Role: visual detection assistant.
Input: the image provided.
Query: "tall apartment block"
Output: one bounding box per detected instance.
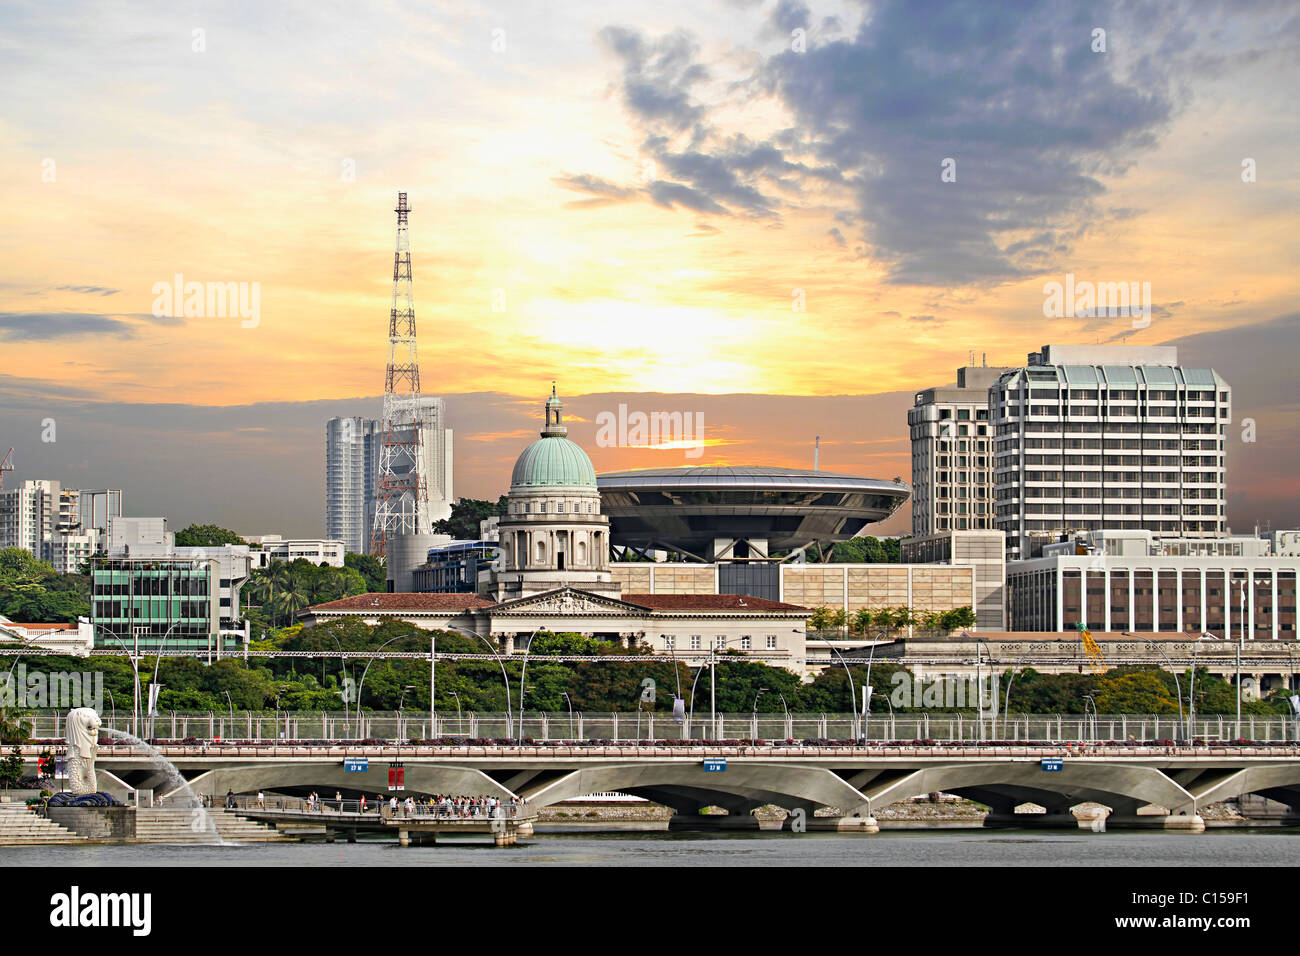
[992,344,1230,560]
[908,364,1011,536]
[326,417,382,554]
[0,481,123,571]
[0,479,61,555]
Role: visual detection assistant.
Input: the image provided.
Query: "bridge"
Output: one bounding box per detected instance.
[227,798,531,846]
[26,741,1300,834]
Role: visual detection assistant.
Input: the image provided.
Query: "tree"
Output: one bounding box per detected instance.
[432,496,508,540]
[0,747,22,790]
[808,606,836,632]
[0,707,32,744]
[345,553,386,592]
[173,524,246,547]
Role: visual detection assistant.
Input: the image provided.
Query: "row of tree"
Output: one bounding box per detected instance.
[807,605,978,636]
[1,619,1291,735]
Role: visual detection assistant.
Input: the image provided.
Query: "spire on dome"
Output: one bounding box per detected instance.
[542,382,567,437]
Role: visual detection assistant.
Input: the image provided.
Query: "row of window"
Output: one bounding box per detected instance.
[513,500,598,515]
[662,635,780,651]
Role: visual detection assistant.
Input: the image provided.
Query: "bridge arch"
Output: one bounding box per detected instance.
[176,763,515,804]
[516,761,871,819]
[861,761,1199,818]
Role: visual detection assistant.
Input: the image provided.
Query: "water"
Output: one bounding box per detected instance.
[4,828,1298,867]
[102,728,222,844]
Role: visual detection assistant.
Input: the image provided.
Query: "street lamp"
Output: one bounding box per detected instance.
[752,688,767,739]
[354,630,429,739]
[560,691,574,739]
[1121,632,1186,744]
[146,622,185,741]
[449,689,463,735]
[445,625,514,733]
[813,635,859,743]
[398,684,416,740]
[1082,694,1097,743]
[96,625,142,739]
[515,629,545,740]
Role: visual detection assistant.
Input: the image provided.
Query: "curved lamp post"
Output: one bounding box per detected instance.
[146,622,185,741]
[354,630,429,739]
[96,625,142,738]
[514,629,546,740]
[1122,632,1186,744]
[814,635,859,743]
[445,625,514,733]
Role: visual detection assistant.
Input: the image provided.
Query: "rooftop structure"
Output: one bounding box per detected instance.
[597,466,910,561]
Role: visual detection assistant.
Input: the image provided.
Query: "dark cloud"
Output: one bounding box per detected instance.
[768,0,811,35]
[761,0,1176,285]
[597,26,709,134]
[56,285,119,296]
[648,180,729,214]
[0,312,137,341]
[553,173,638,198]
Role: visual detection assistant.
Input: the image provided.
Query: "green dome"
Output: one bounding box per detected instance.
[511,436,598,489]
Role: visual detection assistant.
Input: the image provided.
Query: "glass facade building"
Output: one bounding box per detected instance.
[90,557,229,653]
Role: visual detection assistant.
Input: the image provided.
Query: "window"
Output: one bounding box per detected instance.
[766,635,777,650]
[740,636,751,650]
[664,635,675,651]
[716,636,727,650]
[690,635,701,650]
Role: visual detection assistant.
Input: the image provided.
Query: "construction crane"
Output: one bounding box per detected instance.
[0,447,12,491]
[1077,622,1105,674]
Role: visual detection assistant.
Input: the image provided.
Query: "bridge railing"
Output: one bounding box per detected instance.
[20,709,1300,745]
[224,794,522,819]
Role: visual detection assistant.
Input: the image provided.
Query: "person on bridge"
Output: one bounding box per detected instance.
[225,789,235,810]
[335,790,342,811]
[359,795,366,813]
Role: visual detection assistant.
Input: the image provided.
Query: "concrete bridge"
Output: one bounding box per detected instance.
[28,742,1300,833]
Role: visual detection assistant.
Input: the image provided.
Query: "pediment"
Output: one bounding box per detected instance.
[492,587,641,616]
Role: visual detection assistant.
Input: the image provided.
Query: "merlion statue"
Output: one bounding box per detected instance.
[66,707,102,795]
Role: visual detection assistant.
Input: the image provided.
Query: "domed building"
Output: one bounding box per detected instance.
[492,384,619,601]
[303,384,811,673]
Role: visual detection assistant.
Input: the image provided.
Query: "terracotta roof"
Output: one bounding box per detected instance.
[621,593,810,613]
[307,593,495,612]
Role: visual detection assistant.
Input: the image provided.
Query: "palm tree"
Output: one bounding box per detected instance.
[0,706,32,745]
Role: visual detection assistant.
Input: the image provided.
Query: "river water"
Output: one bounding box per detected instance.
[4,827,1299,867]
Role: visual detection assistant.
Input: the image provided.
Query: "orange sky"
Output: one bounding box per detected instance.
[1,1,1297,535]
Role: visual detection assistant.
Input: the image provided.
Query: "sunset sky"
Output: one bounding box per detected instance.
[1,0,1297,536]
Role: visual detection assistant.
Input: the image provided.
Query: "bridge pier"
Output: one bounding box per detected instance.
[804,815,879,833]
[1105,811,1205,832]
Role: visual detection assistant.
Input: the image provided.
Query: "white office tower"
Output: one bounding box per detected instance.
[908,364,1011,536]
[326,417,382,554]
[992,344,1230,560]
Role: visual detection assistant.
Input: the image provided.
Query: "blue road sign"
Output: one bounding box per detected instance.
[344,757,369,773]
[1040,758,1064,772]
[703,758,727,773]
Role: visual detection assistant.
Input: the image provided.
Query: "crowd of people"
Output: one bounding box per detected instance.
[290,791,523,818]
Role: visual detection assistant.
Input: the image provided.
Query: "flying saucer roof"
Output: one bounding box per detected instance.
[597,466,910,554]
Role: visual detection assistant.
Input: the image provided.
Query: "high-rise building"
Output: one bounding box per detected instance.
[326,416,382,554]
[908,364,1011,536]
[0,479,61,556]
[992,344,1230,560]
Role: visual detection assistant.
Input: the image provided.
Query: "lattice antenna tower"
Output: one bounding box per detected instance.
[371,191,430,557]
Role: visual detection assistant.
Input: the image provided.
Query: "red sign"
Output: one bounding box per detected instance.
[387,767,405,791]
